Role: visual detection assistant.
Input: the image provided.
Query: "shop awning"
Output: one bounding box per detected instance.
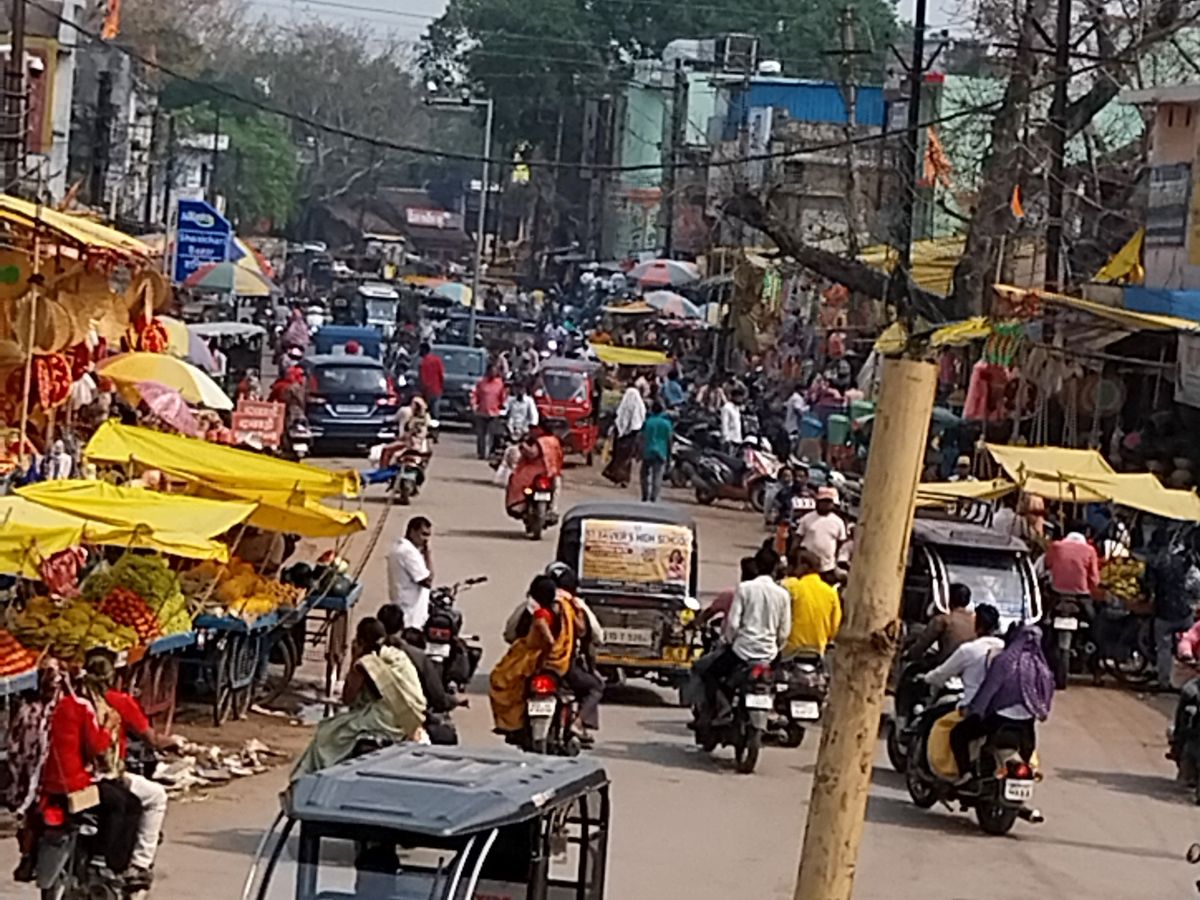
[17,480,257,542]
[603,302,655,315]
[0,195,152,257]
[916,479,1016,508]
[995,284,1200,333]
[874,317,993,354]
[84,421,360,498]
[588,344,671,366]
[186,484,367,539]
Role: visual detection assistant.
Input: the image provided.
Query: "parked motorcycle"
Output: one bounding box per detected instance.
[1170,676,1200,804]
[521,670,581,756]
[692,660,775,774]
[691,441,779,512]
[768,652,828,748]
[904,688,1044,835]
[413,576,486,694]
[34,801,148,900]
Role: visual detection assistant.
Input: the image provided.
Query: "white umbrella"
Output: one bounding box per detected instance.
[628,259,701,288]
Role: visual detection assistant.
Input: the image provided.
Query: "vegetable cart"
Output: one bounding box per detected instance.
[303,581,363,705]
[121,632,196,733]
[181,611,280,726]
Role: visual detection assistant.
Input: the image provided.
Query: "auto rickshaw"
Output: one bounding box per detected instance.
[187,321,266,395]
[243,745,610,900]
[556,502,702,689]
[535,358,602,465]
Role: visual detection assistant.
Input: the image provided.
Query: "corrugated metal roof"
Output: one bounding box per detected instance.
[725,80,885,138]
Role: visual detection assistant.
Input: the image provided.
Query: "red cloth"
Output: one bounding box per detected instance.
[104,690,149,759]
[505,436,563,508]
[1178,620,1200,660]
[1045,538,1100,596]
[418,354,445,398]
[472,375,507,417]
[42,694,110,796]
[963,362,1009,422]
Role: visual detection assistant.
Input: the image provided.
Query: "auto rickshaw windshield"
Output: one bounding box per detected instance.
[938,546,1039,624]
[542,370,588,402]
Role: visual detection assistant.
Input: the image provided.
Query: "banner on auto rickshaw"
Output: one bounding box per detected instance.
[579,519,693,595]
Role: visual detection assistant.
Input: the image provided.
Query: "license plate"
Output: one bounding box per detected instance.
[791,700,821,720]
[1053,617,1079,631]
[426,643,449,661]
[606,627,654,647]
[400,469,419,481]
[527,698,556,717]
[292,443,309,454]
[744,693,773,710]
[533,492,552,501]
[336,404,369,415]
[1003,779,1035,802]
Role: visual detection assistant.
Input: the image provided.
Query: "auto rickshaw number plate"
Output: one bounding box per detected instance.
[606,627,654,647]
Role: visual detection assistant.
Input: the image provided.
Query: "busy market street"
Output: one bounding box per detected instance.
[0,433,1189,900]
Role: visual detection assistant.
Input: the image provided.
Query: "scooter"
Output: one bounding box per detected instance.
[284,418,313,461]
[692,659,775,774]
[691,440,780,512]
[767,652,828,748]
[412,576,486,694]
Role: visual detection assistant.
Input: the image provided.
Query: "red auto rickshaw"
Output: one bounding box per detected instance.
[534,357,602,464]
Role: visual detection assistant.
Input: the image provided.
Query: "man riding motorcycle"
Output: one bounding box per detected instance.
[505,433,564,519]
[377,605,464,745]
[696,547,790,721]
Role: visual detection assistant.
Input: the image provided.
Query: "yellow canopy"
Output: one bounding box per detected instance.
[98,352,233,411]
[0,495,231,577]
[874,317,993,354]
[589,344,671,367]
[916,479,1016,508]
[17,480,256,541]
[191,485,367,538]
[995,284,1200,333]
[603,302,655,315]
[84,421,360,499]
[0,195,152,257]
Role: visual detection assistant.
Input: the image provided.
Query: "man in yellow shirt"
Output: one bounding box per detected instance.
[781,550,842,655]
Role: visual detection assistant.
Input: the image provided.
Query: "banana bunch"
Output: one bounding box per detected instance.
[1101,558,1145,603]
[12,597,138,662]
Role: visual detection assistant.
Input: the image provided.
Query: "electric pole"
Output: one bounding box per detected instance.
[1044,0,1072,291]
[90,71,113,208]
[894,0,926,287]
[662,57,687,257]
[3,0,26,192]
[161,112,175,227]
[839,5,861,255]
[143,107,159,231]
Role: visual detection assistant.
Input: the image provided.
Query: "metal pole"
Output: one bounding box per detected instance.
[467,98,492,349]
[209,102,220,207]
[4,0,25,191]
[1044,0,1072,291]
[894,0,926,282]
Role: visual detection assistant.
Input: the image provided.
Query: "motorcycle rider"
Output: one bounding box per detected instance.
[794,487,848,582]
[545,564,605,745]
[922,603,1004,782]
[505,432,564,518]
[506,378,540,442]
[376,605,463,745]
[906,583,976,664]
[781,549,842,657]
[698,547,790,721]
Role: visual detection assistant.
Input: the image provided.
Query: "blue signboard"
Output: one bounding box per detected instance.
[172,198,232,284]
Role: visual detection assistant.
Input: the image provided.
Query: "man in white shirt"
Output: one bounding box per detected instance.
[387,516,434,630]
[794,487,849,576]
[720,393,743,452]
[506,380,540,440]
[783,387,809,436]
[700,547,790,715]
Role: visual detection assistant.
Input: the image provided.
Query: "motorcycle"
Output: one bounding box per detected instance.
[692,659,775,774]
[34,801,147,900]
[904,689,1044,835]
[507,473,556,540]
[885,659,964,774]
[284,418,313,461]
[1046,592,1096,689]
[1170,670,1200,804]
[521,670,581,756]
[412,576,486,694]
[691,440,780,512]
[768,652,828,748]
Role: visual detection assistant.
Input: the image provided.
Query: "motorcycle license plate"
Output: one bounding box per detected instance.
[336,404,369,415]
[744,693,773,710]
[426,643,450,661]
[606,627,654,647]
[533,492,552,501]
[1003,779,1035,802]
[1053,617,1079,631]
[527,698,556,717]
[791,700,821,720]
[292,443,309,455]
[400,469,419,481]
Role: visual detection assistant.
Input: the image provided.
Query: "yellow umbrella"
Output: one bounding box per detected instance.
[158,316,191,358]
[98,352,233,410]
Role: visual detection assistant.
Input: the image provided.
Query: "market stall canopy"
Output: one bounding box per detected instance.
[643,290,702,320]
[17,480,256,544]
[433,282,473,306]
[84,421,361,498]
[916,479,1016,508]
[0,495,231,578]
[0,195,152,258]
[191,485,367,538]
[874,317,993,354]
[98,352,233,410]
[994,284,1200,333]
[602,302,655,315]
[629,259,700,288]
[588,344,671,367]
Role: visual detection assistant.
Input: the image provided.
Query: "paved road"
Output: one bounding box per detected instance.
[5,432,1198,899]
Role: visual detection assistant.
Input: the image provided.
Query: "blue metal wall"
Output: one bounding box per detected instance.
[724,80,885,139]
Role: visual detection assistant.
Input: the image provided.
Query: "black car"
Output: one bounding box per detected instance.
[303,354,399,451]
[406,344,487,423]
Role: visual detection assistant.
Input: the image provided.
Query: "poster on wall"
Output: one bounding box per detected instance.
[1147,163,1191,247]
[579,519,693,595]
[1177,333,1200,408]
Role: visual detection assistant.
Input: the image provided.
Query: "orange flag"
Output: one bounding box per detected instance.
[1010,184,1025,219]
[101,0,121,40]
[924,127,953,188]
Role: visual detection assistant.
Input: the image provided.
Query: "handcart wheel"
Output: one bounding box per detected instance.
[256,631,299,708]
[232,683,254,720]
[213,643,235,727]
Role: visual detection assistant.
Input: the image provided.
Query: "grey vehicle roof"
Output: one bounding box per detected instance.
[911,517,1029,553]
[561,501,696,529]
[285,745,609,838]
[304,354,385,368]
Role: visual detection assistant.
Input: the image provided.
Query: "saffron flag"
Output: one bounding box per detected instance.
[101,0,121,40]
[1010,184,1025,219]
[923,128,953,188]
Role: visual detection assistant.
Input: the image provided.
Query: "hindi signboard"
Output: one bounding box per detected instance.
[231,399,285,448]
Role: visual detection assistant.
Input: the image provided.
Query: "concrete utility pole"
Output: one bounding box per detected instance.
[662,57,687,257]
[3,0,26,192]
[793,355,936,900]
[1044,0,1072,291]
[889,0,927,320]
[839,5,861,255]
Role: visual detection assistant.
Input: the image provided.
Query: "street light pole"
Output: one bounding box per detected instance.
[468,98,493,349]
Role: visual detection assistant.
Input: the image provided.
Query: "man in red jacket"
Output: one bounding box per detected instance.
[417,343,445,419]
